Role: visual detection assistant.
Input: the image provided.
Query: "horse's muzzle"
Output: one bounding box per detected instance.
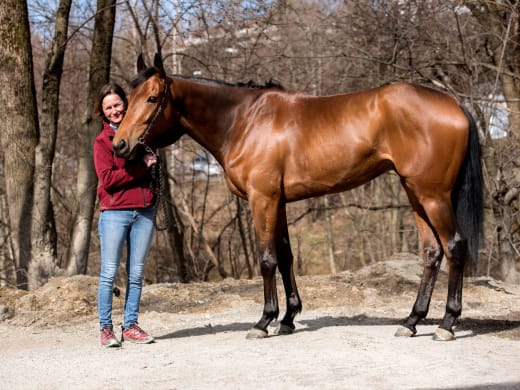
[112,139,131,158]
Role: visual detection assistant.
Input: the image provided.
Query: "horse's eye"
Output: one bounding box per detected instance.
[147,96,158,103]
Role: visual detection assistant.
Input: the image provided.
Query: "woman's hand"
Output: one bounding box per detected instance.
[143,152,157,168]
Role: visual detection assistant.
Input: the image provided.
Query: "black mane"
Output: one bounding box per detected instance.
[235,79,284,90]
[129,67,157,89]
[129,67,283,91]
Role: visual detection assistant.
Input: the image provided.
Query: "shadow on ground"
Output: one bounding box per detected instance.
[156,314,520,340]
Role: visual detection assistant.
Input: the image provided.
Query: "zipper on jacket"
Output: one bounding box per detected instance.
[141,188,147,207]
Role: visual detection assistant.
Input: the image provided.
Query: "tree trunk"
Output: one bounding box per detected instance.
[158,149,188,282]
[0,189,16,287]
[28,0,72,290]
[0,0,38,289]
[467,1,520,282]
[65,0,116,275]
[324,195,337,274]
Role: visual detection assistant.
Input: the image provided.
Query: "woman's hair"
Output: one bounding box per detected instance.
[93,82,128,122]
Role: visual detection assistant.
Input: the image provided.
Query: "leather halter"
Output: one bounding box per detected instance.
[135,79,172,231]
[137,80,170,154]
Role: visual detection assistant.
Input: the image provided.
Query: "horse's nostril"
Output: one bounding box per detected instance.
[113,139,127,154]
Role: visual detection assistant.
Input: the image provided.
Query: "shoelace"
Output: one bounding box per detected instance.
[102,327,116,336]
[128,325,146,335]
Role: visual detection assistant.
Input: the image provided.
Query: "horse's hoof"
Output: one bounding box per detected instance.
[433,327,455,341]
[274,323,295,336]
[394,325,415,337]
[246,328,268,339]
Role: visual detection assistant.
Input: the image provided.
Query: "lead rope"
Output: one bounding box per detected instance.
[150,152,171,231]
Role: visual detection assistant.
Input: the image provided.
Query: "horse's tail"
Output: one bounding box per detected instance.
[452,106,484,270]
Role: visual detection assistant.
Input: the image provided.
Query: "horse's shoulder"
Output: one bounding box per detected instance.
[253,88,299,105]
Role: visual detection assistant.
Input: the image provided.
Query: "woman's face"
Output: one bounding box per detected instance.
[102,93,125,124]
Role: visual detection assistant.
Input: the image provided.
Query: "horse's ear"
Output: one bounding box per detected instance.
[154,53,166,78]
[137,53,146,72]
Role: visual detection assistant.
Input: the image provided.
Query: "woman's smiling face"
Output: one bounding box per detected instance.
[102,93,125,124]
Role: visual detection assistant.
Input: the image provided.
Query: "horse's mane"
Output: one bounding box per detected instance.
[129,67,157,89]
[129,67,284,91]
[188,77,284,90]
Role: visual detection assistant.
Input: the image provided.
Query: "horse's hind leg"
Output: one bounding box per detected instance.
[405,192,467,340]
[425,197,468,340]
[275,206,302,335]
[396,211,444,337]
[436,242,466,340]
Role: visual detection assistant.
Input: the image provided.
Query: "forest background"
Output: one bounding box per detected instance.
[0,0,519,291]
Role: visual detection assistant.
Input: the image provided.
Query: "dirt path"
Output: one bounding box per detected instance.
[1,260,519,389]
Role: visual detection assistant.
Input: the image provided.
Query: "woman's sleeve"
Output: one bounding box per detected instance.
[93,138,149,192]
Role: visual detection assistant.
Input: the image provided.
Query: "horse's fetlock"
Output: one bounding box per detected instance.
[263,305,279,320]
[416,308,429,319]
[446,301,462,318]
[287,293,302,313]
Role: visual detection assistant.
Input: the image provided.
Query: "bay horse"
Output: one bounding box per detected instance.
[113,54,484,341]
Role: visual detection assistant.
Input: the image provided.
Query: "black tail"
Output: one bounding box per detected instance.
[452,106,484,270]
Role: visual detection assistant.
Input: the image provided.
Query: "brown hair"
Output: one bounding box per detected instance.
[93,82,128,122]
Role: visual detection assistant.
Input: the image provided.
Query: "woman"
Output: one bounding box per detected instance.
[93,82,157,347]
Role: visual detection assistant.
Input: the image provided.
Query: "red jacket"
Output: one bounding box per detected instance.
[93,121,156,210]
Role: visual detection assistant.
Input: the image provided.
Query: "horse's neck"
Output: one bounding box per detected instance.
[174,79,253,161]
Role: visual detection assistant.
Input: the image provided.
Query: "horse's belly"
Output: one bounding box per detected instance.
[283,174,371,202]
[283,159,392,202]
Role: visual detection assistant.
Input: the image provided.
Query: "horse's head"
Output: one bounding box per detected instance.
[113,53,183,159]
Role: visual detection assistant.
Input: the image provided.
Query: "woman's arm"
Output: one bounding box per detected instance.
[93,138,149,192]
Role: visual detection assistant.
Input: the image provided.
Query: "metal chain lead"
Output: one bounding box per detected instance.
[137,80,171,231]
[150,154,171,231]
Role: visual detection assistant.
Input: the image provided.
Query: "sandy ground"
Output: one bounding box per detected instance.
[1,259,519,390]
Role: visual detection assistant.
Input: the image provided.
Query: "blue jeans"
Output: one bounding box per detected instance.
[97,208,155,330]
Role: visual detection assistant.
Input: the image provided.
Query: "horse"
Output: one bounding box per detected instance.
[113,54,484,341]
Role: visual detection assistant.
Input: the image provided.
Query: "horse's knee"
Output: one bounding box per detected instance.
[259,249,277,274]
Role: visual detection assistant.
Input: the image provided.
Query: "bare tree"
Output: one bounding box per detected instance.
[466,0,520,282]
[0,0,39,289]
[66,0,117,274]
[28,0,73,289]
[7,0,517,285]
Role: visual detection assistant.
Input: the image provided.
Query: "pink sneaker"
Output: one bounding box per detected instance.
[122,324,155,344]
[100,325,121,348]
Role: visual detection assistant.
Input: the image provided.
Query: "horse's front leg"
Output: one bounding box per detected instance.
[246,192,282,339]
